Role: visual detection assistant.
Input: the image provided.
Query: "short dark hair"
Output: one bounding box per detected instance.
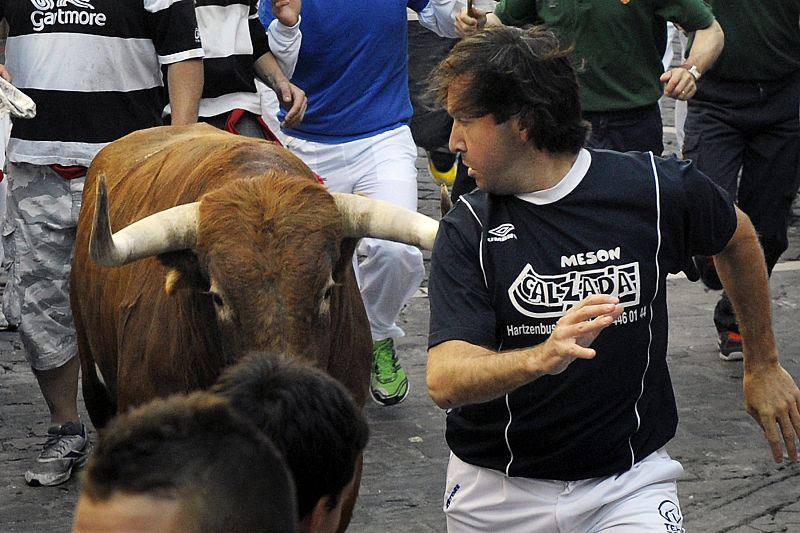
[432,25,589,154]
[79,392,297,533]
[212,352,370,519]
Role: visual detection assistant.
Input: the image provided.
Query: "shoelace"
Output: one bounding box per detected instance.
[374,343,398,378]
[42,431,82,457]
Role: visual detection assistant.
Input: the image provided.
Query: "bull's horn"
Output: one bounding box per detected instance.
[90,175,200,267]
[332,193,439,250]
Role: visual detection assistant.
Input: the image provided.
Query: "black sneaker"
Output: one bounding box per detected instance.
[718,330,744,361]
[692,255,723,291]
[25,422,91,486]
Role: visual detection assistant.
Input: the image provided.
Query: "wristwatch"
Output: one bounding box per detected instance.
[680,64,701,82]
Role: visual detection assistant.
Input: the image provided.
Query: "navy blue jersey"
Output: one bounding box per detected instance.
[428,149,737,480]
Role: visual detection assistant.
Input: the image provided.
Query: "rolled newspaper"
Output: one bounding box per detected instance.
[0,76,36,118]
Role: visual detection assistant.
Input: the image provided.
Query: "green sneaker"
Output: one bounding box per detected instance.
[370,338,409,406]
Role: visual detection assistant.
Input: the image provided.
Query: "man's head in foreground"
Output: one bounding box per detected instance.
[212,352,369,533]
[73,392,297,533]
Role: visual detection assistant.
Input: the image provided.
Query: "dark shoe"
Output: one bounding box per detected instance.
[25,422,91,486]
[692,255,723,291]
[718,330,743,362]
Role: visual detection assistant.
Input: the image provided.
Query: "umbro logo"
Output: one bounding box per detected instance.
[487,223,517,242]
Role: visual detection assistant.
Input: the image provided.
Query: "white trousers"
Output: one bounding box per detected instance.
[444,448,685,533]
[284,126,425,340]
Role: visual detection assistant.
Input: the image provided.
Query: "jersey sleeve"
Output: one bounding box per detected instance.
[656,155,737,272]
[250,0,270,59]
[415,0,465,39]
[655,0,715,31]
[493,0,541,27]
[145,0,204,65]
[428,204,498,350]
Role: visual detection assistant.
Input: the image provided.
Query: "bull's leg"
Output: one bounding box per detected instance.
[74,307,116,429]
[336,452,363,533]
[77,355,116,429]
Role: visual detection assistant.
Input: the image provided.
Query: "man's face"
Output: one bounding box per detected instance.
[446,76,529,195]
[300,470,358,533]
[73,493,191,533]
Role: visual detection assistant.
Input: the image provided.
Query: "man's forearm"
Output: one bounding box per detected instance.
[427,340,548,409]
[713,208,779,370]
[427,296,622,408]
[254,52,287,92]
[166,58,203,125]
[686,20,724,76]
[267,18,301,79]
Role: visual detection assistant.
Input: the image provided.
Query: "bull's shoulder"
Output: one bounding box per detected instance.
[84,124,318,221]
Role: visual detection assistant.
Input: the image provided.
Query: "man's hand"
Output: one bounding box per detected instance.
[537,294,623,376]
[275,80,307,128]
[743,362,800,463]
[660,66,697,101]
[0,65,12,83]
[455,6,487,37]
[272,0,300,27]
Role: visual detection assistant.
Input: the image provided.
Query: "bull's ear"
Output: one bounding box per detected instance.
[159,251,209,294]
[332,237,359,284]
[165,268,189,295]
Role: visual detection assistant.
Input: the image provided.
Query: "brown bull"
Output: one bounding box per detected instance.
[70,123,438,529]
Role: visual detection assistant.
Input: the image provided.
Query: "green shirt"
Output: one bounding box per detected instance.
[700,0,800,82]
[493,0,715,112]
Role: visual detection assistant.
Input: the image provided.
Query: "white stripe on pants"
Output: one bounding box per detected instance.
[284,126,425,340]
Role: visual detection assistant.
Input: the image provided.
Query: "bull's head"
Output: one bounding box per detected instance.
[89,174,439,367]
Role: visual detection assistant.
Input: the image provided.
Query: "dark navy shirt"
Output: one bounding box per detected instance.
[428,149,737,480]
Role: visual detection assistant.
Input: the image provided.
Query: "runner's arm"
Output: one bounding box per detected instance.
[713,206,800,463]
[427,295,622,408]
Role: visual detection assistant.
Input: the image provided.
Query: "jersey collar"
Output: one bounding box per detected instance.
[516,148,591,205]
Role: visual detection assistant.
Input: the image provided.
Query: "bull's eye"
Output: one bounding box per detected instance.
[203,290,224,308]
[323,287,333,301]
[211,293,224,307]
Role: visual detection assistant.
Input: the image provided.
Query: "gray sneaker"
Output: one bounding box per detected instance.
[25,422,91,486]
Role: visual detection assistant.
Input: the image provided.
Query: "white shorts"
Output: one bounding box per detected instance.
[444,448,685,533]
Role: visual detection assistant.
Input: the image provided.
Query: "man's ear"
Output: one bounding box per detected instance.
[513,116,530,142]
[299,496,335,533]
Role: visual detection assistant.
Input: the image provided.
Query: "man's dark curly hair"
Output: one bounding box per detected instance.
[432,25,589,154]
[212,352,369,520]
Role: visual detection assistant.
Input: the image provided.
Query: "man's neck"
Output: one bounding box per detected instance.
[525,150,581,193]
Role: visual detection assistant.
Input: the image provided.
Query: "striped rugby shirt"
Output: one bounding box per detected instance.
[0,0,203,167]
[185,0,300,119]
